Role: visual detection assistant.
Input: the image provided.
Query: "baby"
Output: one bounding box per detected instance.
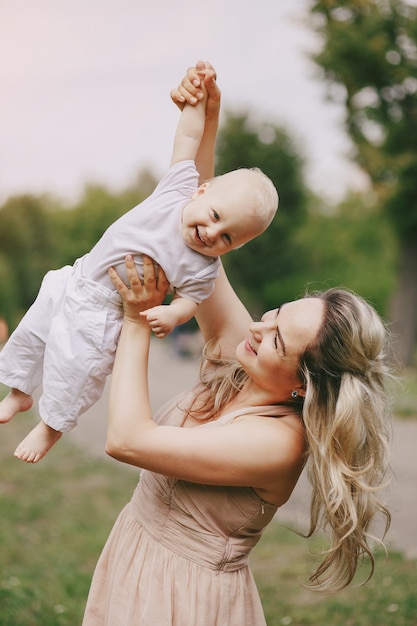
[0,63,278,463]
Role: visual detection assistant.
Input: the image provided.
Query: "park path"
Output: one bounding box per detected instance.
[67,338,417,561]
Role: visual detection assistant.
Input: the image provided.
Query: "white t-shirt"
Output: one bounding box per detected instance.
[81,160,220,304]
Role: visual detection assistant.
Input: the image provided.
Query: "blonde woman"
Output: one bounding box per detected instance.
[82,63,392,625]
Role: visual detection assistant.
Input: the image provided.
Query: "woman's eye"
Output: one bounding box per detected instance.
[274,334,278,349]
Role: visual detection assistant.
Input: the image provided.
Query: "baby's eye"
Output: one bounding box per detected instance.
[212,210,220,221]
[274,334,278,349]
[222,233,232,246]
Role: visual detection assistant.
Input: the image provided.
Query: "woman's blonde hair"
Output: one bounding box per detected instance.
[187,287,392,592]
[300,288,392,591]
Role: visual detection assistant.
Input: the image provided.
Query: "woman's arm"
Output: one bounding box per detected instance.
[106,255,170,455]
[106,256,304,506]
[195,263,253,355]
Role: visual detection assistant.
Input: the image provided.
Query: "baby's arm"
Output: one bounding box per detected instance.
[170,61,220,182]
[140,297,198,338]
[170,73,208,167]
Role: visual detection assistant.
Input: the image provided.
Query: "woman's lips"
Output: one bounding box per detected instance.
[245,339,257,354]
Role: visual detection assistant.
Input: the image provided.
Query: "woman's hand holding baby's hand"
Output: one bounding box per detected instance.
[171,60,219,113]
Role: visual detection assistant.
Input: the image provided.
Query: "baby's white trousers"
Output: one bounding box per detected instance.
[0,261,122,432]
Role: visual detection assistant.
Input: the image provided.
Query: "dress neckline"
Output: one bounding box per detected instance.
[178,391,297,429]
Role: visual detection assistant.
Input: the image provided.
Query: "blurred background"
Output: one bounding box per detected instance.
[1,0,416,367]
[1,1,417,624]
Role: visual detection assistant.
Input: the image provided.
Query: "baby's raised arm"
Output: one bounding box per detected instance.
[171,61,220,182]
[170,69,208,167]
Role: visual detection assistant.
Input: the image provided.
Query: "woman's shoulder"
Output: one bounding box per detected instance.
[233,407,306,458]
[228,408,306,507]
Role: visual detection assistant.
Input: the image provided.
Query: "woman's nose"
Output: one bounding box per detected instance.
[249,321,263,339]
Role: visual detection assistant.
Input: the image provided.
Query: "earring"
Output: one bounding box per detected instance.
[291,390,298,398]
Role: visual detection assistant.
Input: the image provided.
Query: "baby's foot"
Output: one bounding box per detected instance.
[14,421,62,463]
[0,389,33,423]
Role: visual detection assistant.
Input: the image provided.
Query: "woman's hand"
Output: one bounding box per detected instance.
[109,254,169,324]
[170,60,220,115]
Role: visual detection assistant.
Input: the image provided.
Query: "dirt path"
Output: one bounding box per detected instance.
[68,338,417,561]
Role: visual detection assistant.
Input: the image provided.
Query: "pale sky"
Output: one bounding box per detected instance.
[0,0,368,205]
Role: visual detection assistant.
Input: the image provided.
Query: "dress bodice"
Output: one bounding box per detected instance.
[129,393,294,572]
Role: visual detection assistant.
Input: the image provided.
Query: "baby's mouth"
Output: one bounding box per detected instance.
[195,227,205,244]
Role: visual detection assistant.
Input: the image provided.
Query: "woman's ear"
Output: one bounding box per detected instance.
[294,384,307,398]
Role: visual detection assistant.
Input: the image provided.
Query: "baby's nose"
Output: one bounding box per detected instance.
[206,225,220,242]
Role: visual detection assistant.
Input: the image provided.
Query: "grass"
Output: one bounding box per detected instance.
[0,406,139,626]
[251,524,417,626]
[1,385,417,625]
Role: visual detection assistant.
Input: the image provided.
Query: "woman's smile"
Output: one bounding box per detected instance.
[245,338,257,355]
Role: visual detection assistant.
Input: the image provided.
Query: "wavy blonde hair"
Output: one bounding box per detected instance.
[300,288,392,591]
[187,287,392,591]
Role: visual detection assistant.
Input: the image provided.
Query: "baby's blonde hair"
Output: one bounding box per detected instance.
[211,168,278,231]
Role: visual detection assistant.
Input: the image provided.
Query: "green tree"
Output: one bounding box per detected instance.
[297,192,397,313]
[0,170,157,329]
[0,195,60,322]
[0,254,19,329]
[310,0,417,364]
[54,172,155,268]
[216,111,309,315]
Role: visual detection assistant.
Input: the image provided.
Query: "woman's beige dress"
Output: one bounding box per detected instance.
[82,394,292,626]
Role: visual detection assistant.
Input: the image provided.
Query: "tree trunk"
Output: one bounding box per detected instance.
[388,240,417,367]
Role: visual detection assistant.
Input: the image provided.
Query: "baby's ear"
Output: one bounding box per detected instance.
[192,182,210,199]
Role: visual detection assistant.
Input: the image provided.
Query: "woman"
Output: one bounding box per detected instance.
[82,64,392,625]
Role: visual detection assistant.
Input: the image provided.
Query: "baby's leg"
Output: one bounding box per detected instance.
[14,421,62,463]
[0,388,33,423]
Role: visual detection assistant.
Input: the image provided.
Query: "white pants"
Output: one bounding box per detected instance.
[0,261,122,432]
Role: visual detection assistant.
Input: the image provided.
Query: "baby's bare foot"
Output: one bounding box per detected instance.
[14,421,62,463]
[0,389,33,423]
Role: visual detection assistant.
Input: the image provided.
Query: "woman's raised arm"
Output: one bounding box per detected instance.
[195,263,253,356]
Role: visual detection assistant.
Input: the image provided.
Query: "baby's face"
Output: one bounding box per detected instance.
[181,180,264,257]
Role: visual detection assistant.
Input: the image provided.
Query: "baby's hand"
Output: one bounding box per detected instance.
[171,60,218,110]
[140,305,177,338]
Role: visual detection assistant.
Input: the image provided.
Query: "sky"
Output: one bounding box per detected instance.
[0,0,369,205]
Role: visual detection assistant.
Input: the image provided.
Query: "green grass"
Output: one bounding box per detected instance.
[0,407,139,625]
[251,523,417,626]
[1,386,417,625]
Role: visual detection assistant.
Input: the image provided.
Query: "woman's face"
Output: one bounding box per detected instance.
[236,298,324,402]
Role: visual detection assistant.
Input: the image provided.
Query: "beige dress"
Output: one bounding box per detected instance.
[82,394,294,626]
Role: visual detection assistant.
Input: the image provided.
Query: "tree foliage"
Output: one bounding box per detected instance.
[311,0,417,238]
[297,192,397,314]
[310,0,417,364]
[216,111,309,314]
[0,171,156,330]
[0,122,396,344]
[0,195,59,321]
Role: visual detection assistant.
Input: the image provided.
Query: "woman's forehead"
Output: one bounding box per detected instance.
[273,299,324,339]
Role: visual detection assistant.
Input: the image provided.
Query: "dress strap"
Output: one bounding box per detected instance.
[204,403,295,427]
